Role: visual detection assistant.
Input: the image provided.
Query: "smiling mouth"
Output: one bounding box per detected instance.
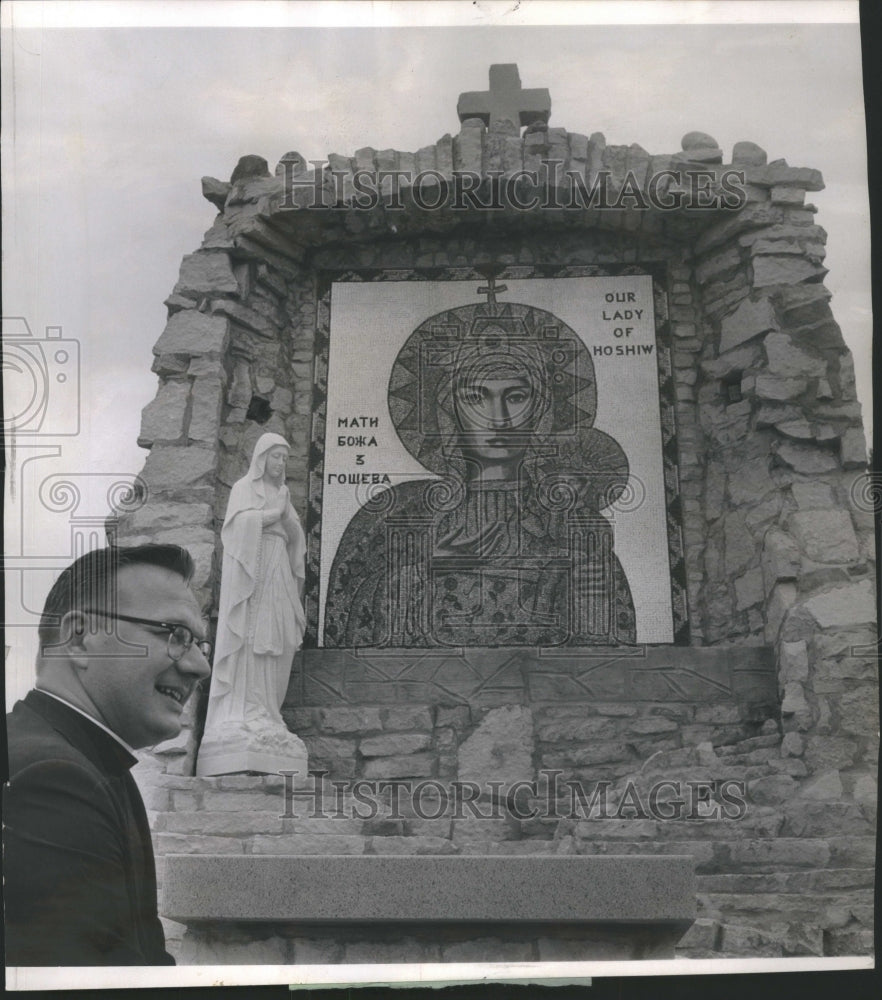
[156,685,187,706]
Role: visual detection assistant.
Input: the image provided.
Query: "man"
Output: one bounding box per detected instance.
[4,544,212,966]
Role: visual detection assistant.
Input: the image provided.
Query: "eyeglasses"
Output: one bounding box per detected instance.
[83,610,213,662]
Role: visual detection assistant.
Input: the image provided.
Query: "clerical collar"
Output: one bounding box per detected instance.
[34,688,138,757]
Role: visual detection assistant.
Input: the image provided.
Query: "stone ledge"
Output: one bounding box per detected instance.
[291,644,777,706]
[163,854,695,927]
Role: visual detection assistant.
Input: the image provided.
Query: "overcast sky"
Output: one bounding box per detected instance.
[3,2,871,702]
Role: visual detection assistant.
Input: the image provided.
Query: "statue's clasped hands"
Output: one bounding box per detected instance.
[263,488,289,525]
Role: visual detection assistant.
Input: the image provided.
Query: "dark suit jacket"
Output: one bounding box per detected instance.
[4,690,175,966]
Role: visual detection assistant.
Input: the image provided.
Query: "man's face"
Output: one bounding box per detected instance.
[77,564,211,749]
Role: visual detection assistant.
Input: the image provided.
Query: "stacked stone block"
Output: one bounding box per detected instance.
[684,153,877,934]
[143,709,874,961]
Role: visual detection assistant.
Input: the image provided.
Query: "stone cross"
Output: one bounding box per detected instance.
[477,275,507,306]
[457,64,551,130]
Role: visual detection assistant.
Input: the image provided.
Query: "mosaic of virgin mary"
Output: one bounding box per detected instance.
[323,297,636,647]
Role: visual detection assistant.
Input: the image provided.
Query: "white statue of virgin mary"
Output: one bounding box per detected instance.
[196,432,308,776]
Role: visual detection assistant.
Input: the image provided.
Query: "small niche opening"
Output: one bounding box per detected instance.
[721,371,743,405]
[246,395,272,424]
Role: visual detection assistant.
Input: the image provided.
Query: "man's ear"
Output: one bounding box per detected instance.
[59,610,91,667]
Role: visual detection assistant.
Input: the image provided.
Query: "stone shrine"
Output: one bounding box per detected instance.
[117,66,877,964]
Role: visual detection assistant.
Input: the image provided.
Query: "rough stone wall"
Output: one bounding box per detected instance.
[680,159,878,960]
[122,116,876,961]
[283,646,777,778]
[286,695,769,785]
[145,717,874,962]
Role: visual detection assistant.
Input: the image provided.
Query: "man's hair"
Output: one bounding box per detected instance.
[38,544,195,651]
